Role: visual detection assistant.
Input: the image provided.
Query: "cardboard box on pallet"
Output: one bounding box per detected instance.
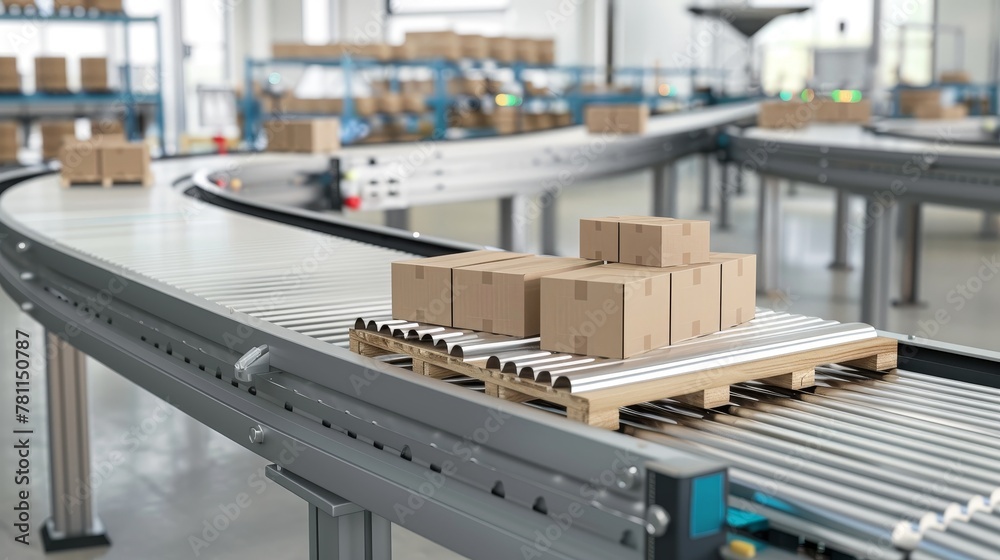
[453,256,600,337]
[391,250,528,326]
[0,57,20,92]
[757,101,811,129]
[41,120,76,159]
[91,117,125,140]
[60,138,102,184]
[489,36,516,63]
[618,217,710,267]
[913,103,968,119]
[80,57,109,92]
[897,89,942,117]
[35,56,68,92]
[585,104,649,134]
[405,31,462,60]
[0,122,18,164]
[460,34,490,59]
[294,118,340,152]
[540,265,671,359]
[580,217,621,261]
[813,100,871,124]
[711,253,756,329]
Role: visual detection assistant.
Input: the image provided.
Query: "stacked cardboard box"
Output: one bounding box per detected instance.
[90,0,123,11]
[585,104,649,134]
[813,100,871,124]
[59,137,151,187]
[54,0,87,10]
[265,118,340,153]
[35,56,68,92]
[491,106,520,134]
[913,104,968,119]
[514,39,538,64]
[0,121,18,164]
[405,31,462,60]
[80,57,109,92]
[402,94,425,113]
[757,101,812,129]
[0,57,20,93]
[4,0,35,9]
[41,120,76,160]
[489,37,516,63]
[535,39,555,65]
[897,89,942,117]
[940,70,971,84]
[460,35,490,59]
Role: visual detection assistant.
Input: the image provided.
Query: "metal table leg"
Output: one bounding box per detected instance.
[499,195,530,252]
[652,162,678,217]
[718,163,732,230]
[894,201,924,307]
[981,211,999,239]
[700,153,712,212]
[41,333,110,552]
[829,190,852,270]
[541,191,558,255]
[757,175,782,294]
[734,163,745,196]
[384,208,410,231]
[268,465,391,560]
[860,196,894,329]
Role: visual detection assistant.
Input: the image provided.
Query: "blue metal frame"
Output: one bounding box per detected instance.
[0,11,165,152]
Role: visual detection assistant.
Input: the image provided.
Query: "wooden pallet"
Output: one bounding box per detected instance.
[60,174,154,188]
[349,328,898,430]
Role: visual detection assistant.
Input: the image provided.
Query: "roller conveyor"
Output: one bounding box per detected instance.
[1,119,1000,559]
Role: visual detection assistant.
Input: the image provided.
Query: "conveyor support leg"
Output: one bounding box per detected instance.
[41,332,110,552]
[982,211,1000,239]
[541,189,558,255]
[652,162,678,217]
[830,190,852,270]
[861,196,894,329]
[700,153,712,212]
[757,175,782,294]
[385,209,410,231]
[718,164,732,230]
[500,195,531,252]
[894,201,924,307]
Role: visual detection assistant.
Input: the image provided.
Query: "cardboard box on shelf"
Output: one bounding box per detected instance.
[514,38,538,64]
[580,217,621,261]
[0,122,18,164]
[353,97,378,117]
[535,39,555,65]
[540,265,671,359]
[100,140,151,185]
[453,256,600,337]
[0,57,20,92]
[391,250,528,326]
[353,43,393,61]
[460,34,490,59]
[402,94,425,113]
[35,56,68,92]
[491,106,520,134]
[489,36,516,63]
[757,101,811,129]
[54,0,87,9]
[91,118,124,139]
[553,112,573,127]
[89,0,123,11]
[461,77,488,96]
[41,120,76,160]
[618,217,710,267]
[5,0,35,7]
[393,43,417,60]
[584,104,649,134]
[897,89,942,117]
[378,93,403,114]
[939,70,971,84]
[913,103,968,119]
[405,31,462,60]
[711,253,757,329]
[80,57,109,92]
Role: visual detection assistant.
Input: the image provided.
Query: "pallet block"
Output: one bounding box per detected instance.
[349,328,898,430]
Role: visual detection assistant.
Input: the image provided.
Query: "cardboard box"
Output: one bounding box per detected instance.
[402,94,425,113]
[453,256,599,337]
[939,70,971,84]
[460,34,490,59]
[35,56,68,92]
[41,120,76,160]
[393,43,418,60]
[711,253,756,329]
[80,57,109,92]
[491,106,520,134]
[294,118,339,152]
[60,138,102,183]
[100,140,148,180]
[554,112,573,127]
[91,118,124,139]
[898,89,942,117]
[462,77,488,96]
[514,38,538,64]
[618,217,710,267]
[489,37,516,63]
[585,104,649,134]
[540,265,671,359]
[813,99,871,124]
[757,101,812,129]
[378,93,403,114]
[913,103,968,119]
[54,0,87,9]
[89,0,123,11]
[353,43,392,61]
[580,217,621,261]
[535,38,555,65]
[0,57,20,92]
[405,31,462,60]
[5,0,35,7]
[391,250,528,326]
[353,97,378,116]
[0,122,18,164]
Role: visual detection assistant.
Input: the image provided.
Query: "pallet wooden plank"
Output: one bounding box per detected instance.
[841,350,897,372]
[673,385,730,408]
[762,368,815,390]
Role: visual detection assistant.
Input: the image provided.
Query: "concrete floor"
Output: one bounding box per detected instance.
[1,157,998,559]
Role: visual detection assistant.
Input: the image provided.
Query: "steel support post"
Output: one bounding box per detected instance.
[981,211,1000,239]
[734,162,745,195]
[384,208,410,231]
[41,332,110,552]
[700,153,712,212]
[757,175,782,294]
[830,190,852,270]
[718,163,732,230]
[652,162,678,217]
[861,196,894,329]
[499,195,530,252]
[268,465,391,560]
[894,202,924,307]
[541,191,558,255]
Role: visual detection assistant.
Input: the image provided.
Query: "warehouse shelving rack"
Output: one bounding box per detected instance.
[243,54,730,147]
[0,10,166,151]
[890,82,1000,117]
